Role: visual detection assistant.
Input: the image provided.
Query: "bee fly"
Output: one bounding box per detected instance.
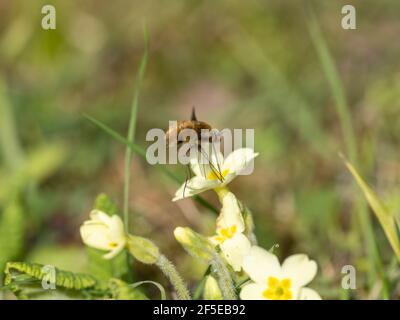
[165,108,225,197]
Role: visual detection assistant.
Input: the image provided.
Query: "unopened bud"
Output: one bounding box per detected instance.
[127,235,160,264]
[174,227,214,262]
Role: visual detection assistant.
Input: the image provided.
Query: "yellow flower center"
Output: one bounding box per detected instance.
[214,225,237,244]
[262,277,292,300]
[207,168,230,181]
[109,242,118,248]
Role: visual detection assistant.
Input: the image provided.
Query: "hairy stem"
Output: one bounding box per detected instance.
[156,255,191,300]
[211,252,237,300]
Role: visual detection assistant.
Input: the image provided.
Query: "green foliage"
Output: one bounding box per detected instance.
[86,248,131,284]
[344,158,400,262]
[94,193,120,216]
[4,262,99,299]
[0,199,25,274]
[108,279,148,300]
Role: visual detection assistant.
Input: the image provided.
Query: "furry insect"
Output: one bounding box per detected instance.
[165,108,212,149]
[165,109,225,196]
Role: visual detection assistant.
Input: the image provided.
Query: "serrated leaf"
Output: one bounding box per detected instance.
[344,158,400,262]
[4,262,101,300]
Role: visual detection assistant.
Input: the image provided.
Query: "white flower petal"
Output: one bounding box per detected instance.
[103,242,125,260]
[242,246,281,283]
[80,223,111,250]
[220,233,251,272]
[240,283,266,300]
[299,287,322,300]
[108,215,126,242]
[282,254,317,287]
[190,155,212,178]
[80,212,126,259]
[90,210,112,224]
[217,192,245,232]
[172,176,219,201]
[222,148,259,176]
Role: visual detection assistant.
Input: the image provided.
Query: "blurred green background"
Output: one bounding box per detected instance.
[1,0,400,299]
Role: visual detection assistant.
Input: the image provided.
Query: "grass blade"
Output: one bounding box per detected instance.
[307,11,386,291]
[307,13,357,163]
[123,28,149,233]
[343,156,400,262]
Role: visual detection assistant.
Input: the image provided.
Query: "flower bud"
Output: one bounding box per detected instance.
[127,235,160,264]
[203,275,223,300]
[174,227,214,262]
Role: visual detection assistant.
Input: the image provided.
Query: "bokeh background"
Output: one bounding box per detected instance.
[1,0,400,299]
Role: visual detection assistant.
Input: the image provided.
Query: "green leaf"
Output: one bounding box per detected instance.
[130,280,167,300]
[94,193,120,216]
[343,157,400,262]
[0,143,67,203]
[0,199,25,275]
[4,262,100,299]
[108,278,149,300]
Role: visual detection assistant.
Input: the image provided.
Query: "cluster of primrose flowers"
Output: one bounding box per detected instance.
[80,147,321,300]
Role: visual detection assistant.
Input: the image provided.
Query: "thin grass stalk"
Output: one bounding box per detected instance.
[123,29,148,233]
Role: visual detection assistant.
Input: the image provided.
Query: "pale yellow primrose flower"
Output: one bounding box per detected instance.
[210,192,251,272]
[173,148,259,201]
[240,246,321,300]
[80,210,127,259]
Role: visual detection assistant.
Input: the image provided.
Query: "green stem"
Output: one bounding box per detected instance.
[193,265,212,300]
[155,255,191,300]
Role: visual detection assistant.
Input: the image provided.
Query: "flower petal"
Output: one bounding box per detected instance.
[189,144,224,179]
[222,148,259,176]
[90,210,112,224]
[217,192,245,232]
[240,283,266,300]
[80,223,111,250]
[299,287,322,300]
[109,215,126,243]
[282,254,318,287]
[190,155,212,178]
[242,246,281,283]
[220,233,251,272]
[172,176,219,201]
[103,242,126,260]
